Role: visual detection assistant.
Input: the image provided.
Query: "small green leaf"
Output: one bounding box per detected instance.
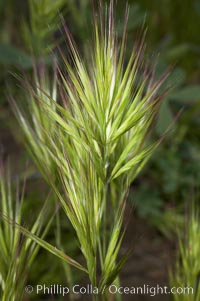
[170,85,200,103]
[163,44,194,61]
[156,100,174,135]
[0,44,32,68]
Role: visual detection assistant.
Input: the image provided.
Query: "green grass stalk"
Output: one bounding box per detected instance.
[11,1,169,299]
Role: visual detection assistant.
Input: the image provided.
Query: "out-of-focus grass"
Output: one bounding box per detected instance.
[0,165,56,301]
[170,202,200,301]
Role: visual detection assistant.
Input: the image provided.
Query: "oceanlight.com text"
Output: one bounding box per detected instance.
[25,283,194,297]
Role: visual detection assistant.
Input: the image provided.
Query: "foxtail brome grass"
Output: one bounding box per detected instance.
[11,1,169,300]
